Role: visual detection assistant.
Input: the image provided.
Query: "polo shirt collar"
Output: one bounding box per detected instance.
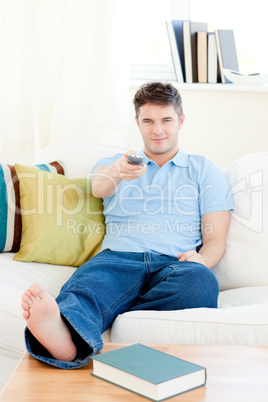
[139,148,189,167]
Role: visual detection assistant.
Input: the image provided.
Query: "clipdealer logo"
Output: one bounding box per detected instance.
[7,168,264,235]
[230,169,263,233]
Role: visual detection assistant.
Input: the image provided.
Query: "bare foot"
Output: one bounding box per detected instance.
[21,284,77,362]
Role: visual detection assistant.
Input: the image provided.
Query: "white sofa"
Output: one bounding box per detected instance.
[1,143,268,392]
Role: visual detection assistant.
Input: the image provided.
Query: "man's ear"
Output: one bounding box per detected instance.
[135,115,139,127]
[179,113,185,129]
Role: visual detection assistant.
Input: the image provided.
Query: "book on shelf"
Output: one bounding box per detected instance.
[207,32,221,83]
[197,31,207,83]
[183,21,208,83]
[166,20,186,83]
[215,29,239,83]
[91,344,207,401]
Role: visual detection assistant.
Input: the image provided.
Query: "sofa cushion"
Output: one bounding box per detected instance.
[0,161,64,252]
[212,152,268,290]
[111,301,268,346]
[0,252,76,353]
[13,164,105,267]
[218,286,268,307]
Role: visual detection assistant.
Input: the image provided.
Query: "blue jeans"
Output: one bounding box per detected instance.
[25,249,219,368]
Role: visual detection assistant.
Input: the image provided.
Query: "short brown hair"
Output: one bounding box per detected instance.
[133,82,183,117]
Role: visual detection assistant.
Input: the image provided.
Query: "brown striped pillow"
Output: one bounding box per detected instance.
[0,161,64,252]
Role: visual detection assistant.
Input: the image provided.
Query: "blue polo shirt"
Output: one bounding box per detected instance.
[92,149,233,257]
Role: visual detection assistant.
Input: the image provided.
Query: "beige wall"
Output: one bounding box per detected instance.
[2,84,267,168]
[128,84,268,167]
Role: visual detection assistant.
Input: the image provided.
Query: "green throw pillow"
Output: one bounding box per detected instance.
[13,164,105,267]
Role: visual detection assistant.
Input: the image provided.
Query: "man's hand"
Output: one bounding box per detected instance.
[92,151,147,199]
[177,250,207,267]
[114,151,147,181]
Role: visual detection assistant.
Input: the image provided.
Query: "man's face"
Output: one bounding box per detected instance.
[135,103,185,161]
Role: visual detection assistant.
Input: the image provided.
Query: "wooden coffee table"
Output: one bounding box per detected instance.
[1,343,268,401]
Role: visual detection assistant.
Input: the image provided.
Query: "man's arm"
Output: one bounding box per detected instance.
[92,152,147,199]
[178,210,230,269]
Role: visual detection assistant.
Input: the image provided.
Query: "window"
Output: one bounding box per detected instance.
[128,0,189,80]
[129,0,268,80]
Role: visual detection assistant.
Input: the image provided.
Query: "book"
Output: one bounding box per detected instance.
[166,20,186,83]
[215,29,239,83]
[197,31,207,83]
[183,21,208,83]
[91,344,207,401]
[207,32,220,83]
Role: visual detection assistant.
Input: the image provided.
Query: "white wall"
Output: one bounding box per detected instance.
[128,84,268,167]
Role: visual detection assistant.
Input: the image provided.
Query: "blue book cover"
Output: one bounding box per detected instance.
[166,20,189,82]
[166,20,185,83]
[92,344,206,401]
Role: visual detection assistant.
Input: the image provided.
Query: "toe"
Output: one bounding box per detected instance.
[28,284,47,300]
[21,301,30,311]
[22,309,30,320]
[21,293,32,306]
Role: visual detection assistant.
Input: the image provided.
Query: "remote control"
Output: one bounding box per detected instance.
[128,154,144,165]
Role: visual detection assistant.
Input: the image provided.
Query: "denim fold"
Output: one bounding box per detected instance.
[25,249,219,368]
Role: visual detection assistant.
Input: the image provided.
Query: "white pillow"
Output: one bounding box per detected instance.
[212,152,268,290]
[34,143,130,178]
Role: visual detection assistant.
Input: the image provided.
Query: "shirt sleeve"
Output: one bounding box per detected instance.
[198,159,234,215]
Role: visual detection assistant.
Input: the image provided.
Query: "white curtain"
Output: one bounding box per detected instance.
[0,0,130,162]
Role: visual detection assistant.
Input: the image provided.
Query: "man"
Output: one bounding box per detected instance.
[21,82,232,369]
